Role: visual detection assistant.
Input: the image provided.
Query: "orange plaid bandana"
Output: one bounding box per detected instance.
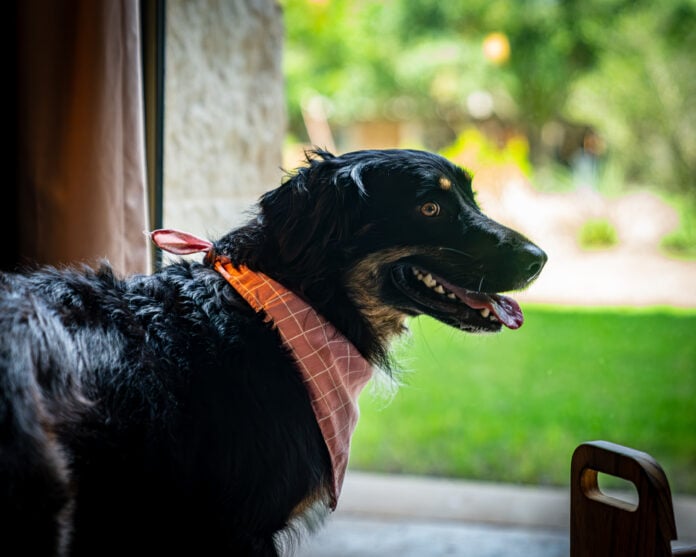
[215,260,374,509]
[149,229,374,509]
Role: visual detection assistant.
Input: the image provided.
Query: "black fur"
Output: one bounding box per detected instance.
[0,149,546,556]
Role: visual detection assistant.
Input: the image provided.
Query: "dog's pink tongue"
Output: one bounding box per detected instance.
[457,291,524,329]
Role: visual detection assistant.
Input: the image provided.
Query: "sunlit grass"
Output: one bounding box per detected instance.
[350,306,696,494]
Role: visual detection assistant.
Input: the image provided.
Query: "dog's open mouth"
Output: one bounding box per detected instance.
[391,265,524,333]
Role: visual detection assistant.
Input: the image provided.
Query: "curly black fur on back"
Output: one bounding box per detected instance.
[2,261,332,556]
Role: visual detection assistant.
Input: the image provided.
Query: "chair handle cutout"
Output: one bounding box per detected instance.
[581,467,639,512]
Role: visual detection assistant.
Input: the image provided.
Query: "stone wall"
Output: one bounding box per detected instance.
[164,0,285,241]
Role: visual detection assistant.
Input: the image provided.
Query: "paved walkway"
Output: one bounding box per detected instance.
[515,244,696,309]
[479,183,696,308]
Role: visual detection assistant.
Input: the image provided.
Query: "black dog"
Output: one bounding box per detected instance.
[0,149,546,556]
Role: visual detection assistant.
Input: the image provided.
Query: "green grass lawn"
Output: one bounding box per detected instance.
[349,306,696,494]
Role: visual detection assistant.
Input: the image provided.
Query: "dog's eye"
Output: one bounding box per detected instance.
[420,202,440,217]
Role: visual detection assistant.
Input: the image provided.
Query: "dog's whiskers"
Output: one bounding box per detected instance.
[437,247,473,258]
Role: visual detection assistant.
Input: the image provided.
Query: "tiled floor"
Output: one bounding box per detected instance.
[297,515,569,557]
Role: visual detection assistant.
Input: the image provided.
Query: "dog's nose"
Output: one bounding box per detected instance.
[521,243,547,283]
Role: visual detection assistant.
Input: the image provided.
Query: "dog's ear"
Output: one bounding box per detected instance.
[259,151,366,271]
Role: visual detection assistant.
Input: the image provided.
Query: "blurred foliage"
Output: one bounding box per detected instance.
[441,127,532,177]
[565,4,696,197]
[282,0,696,199]
[661,198,696,259]
[578,218,619,250]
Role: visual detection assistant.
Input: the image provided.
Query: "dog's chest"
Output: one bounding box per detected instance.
[215,261,374,509]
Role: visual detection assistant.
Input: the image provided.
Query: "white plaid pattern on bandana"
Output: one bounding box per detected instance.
[215,260,374,509]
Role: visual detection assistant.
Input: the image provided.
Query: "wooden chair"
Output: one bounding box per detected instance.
[571,440,696,556]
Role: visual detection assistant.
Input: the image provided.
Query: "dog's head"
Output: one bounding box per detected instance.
[223,149,546,362]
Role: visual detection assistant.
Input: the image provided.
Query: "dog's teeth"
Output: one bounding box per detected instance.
[434,285,445,294]
[489,314,499,322]
[423,274,436,287]
[480,308,490,318]
[447,293,457,299]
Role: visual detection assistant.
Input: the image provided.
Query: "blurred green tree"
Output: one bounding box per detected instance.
[282,0,696,197]
[565,3,696,195]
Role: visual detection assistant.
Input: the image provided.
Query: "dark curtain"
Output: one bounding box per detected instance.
[10,0,150,275]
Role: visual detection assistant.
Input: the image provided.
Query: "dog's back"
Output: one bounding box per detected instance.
[0,264,331,556]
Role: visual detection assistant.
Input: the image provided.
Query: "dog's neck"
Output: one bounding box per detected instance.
[150,226,397,372]
[150,229,380,508]
[216,222,396,371]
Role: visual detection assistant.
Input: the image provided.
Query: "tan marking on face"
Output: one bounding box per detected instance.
[344,247,431,346]
[439,176,452,191]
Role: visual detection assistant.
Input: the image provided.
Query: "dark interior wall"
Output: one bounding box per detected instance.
[5,2,20,271]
